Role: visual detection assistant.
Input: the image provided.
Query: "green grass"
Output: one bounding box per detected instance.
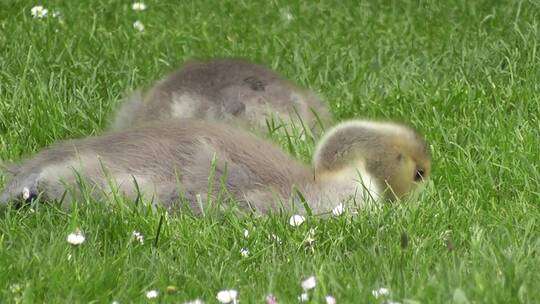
[1,0,539,302]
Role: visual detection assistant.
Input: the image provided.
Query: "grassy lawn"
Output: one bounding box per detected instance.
[1,0,539,303]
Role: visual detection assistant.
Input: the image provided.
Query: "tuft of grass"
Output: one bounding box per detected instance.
[1,0,539,302]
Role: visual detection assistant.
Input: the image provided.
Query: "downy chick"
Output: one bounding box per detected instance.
[0,120,430,215]
[111,59,331,135]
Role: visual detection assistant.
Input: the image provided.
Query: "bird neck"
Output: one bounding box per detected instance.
[294,164,382,215]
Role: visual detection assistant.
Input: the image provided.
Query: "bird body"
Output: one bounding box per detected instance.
[111,59,330,134]
[0,120,430,215]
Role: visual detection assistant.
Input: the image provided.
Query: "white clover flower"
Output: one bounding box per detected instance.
[298,292,309,302]
[133,20,145,32]
[146,289,158,299]
[184,299,205,304]
[332,203,344,216]
[243,229,249,238]
[325,295,336,304]
[371,287,390,298]
[132,2,147,11]
[301,276,316,291]
[132,231,144,245]
[30,5,48,18]
[240,248,249,257]
[22,187,30,200]
[66,229,85,245]
[289,214,305,226]
[216,289,238,303]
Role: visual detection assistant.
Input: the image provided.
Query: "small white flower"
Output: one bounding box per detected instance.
[372,287,390,298]
[305,228,316,245]
[30,5,48,18]
[301,276,316,290]
[146,289,158,299]
[216,289,238,303]
[112,301,120,304]
[243,229,249,238]
[240,248,249,257]
[132,2,147,11]
[184,299,205,304]
[298,292,309,302]
[22,187,30,200]
[133,20,145,32]
[66,229,85,245]
[325,295,336,304]
[132,231,144,245]
[271,234,282,244]
[332,203,344,216]
[289,214,305,226]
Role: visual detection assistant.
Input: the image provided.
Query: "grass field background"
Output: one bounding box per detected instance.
[1,0,539,302]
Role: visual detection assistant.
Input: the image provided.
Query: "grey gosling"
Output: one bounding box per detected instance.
[111,59,330,134]
[0,120,430,215]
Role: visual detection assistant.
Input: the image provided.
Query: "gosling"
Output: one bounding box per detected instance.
[111,59,331,135]
[0,120,430,215]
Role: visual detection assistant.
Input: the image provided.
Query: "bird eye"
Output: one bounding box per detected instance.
[414,168,425,182]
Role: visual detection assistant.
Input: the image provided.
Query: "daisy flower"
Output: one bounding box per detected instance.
[132,231,144,245]
[289,214,305,226]
[132,2,147,11]
[30,5,48,18]
[22,187,30,200]
[146,289,158,299]
[371,287,390,298]
[133,20,145,32]
[325,295,336,304]
[66,229,85,245]
[305,228,316,246]
[240,248,249,257]
[298,292,309,302]
[332,203,344,216]
[301,276,316,291]
[265,294,278,304]
[216,289,238,304]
